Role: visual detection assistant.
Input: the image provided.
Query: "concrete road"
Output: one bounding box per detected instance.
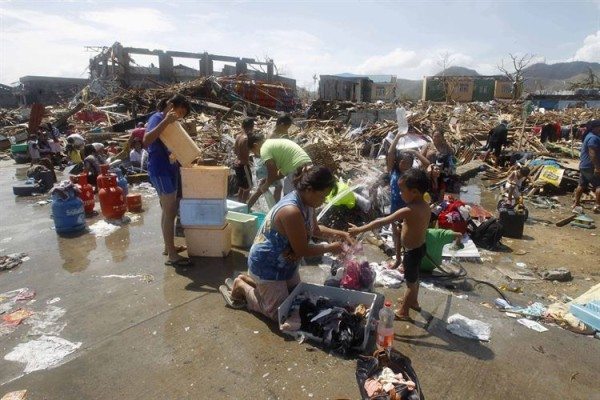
[0,161,598,399]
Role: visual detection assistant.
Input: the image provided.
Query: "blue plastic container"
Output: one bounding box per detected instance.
[52,188,86,234]
[251,212,266,230]
[180,198,226,227]
[114,169,129,196]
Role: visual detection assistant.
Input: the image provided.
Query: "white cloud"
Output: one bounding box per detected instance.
[572,30,600,62]
[80,8,175,34]
[356,48,418,74]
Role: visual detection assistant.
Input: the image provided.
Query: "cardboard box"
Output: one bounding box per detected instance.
[180,165,229,199]
[185,224,232,257]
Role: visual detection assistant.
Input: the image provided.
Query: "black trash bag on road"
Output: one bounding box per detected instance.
[356,349,424,400]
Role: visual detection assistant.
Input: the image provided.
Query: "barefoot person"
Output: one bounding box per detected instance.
[220,166,351,320]
[387,132,430,268]
[143,94,192,267]
[349,168,431,320]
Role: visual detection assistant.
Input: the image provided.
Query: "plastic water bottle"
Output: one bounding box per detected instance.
[396,107,408,135]
[376,301,395,351]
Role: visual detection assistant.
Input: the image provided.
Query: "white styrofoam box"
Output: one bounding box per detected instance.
[185,223,231,257]
[180,198,226,228]
[226,211,257,248]
[180,165,229,198]
[226,199,248,214]
[277,283,377,351]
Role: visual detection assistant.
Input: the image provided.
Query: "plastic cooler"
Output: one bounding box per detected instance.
[277,283,377,351]
[184,224,232,257]
[180,198,226,228]
[160,121,202,167]
[227,199,248,214]
[226,211,257,248]
[180,165,229,199]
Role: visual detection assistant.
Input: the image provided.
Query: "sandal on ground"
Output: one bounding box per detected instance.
[394,310,414,322]
[164,258,193,267]
[162,245,187,255]
[219,285,246,309]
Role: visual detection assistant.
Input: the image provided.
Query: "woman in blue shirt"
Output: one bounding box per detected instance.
[143,94,191,266]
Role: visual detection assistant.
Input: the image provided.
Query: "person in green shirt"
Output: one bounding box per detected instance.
[420,229,462,272]
[246,135,312,209]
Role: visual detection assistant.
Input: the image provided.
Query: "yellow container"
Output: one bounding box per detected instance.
[160,121,202,167]
[180,165,229,199]
[185,223,232,257]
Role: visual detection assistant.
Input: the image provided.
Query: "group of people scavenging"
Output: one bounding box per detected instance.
[221,115,462,322]
[138,92,460,322]
[141,93,600,327]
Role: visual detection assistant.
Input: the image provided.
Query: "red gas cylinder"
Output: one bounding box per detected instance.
[98,176,126,220]
[97,164,115,190]
[75,174,95,215]
[126,193,143,212]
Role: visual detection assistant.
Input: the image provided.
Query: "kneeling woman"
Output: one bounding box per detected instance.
[221,166,351,320]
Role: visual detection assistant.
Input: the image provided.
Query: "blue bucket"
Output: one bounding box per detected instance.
[251,212,266,230]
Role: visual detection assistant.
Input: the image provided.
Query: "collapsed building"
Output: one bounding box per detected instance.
[12,42,297,111]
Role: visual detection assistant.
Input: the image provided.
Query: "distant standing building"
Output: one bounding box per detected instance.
[319,75,373,102]
[17,76,89,106]
[422,75,513,102]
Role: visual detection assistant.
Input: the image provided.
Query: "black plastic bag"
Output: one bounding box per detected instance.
[356,349,424,400]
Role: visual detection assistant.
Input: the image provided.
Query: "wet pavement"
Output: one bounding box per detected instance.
[1,160,599,399]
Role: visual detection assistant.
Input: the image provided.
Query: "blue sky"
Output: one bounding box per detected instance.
[1,0,599,88]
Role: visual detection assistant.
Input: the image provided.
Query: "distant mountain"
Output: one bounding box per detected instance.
[434,66,480,76]
[523,61,600,80]
[523,61,600,92]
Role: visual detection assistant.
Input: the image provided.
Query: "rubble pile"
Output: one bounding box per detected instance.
[2,74,598,172]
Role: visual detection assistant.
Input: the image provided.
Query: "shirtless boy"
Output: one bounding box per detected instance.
[349,168,431,320]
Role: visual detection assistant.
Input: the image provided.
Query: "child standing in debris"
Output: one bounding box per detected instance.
[387,131,430,268]
[505,166,530,205]
[349,168,431,320]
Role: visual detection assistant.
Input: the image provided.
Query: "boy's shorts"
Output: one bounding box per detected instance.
[234,164,252,189]
[403,243,426,283]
